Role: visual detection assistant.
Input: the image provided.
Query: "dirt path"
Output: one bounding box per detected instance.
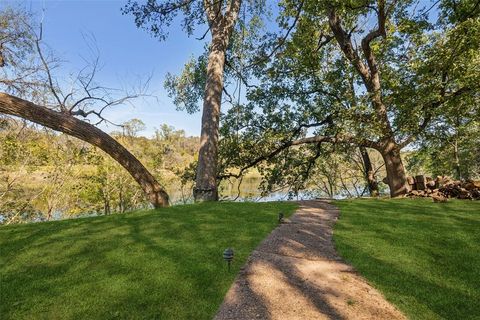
[214,200,405,320]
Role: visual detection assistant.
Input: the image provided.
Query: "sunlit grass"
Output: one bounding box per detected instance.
[0,201,297,320]
[334,198,480,320]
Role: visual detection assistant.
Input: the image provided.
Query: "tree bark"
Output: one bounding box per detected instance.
[378,140,409,197]
[194,0,242,202]
[453,136,461,180]
[194,39,226,202]
[359,147,379,197]
[328,6,410,197]
[0,92,169,208]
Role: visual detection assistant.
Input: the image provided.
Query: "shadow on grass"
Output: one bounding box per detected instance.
[336,241,479,319]
[334,199,480,320]
[0,201,297,320]
[215,201,403,320]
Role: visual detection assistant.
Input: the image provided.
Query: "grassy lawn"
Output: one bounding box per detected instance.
[334,199,480,320]
[0,201,297,320]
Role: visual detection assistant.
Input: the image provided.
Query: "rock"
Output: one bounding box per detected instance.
[432,193,447,203]
[405,175,479,201]
[415,175,427,190]
[407,176,415,185]
[463,180,480,190]
[410,190,421,196]
[426,180,436,189]
[471,189,480,200]
[458,188,472,200]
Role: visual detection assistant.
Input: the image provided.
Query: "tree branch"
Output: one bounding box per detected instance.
[0,92,170,207]
[399,86,473,148]
[327,7,371,84]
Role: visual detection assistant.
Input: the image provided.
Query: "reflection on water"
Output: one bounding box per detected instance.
[2,176,351,224]
[168,176,322,205]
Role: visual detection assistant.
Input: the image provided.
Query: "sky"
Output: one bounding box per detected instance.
[3,1,439,138]
[5,0,210,137]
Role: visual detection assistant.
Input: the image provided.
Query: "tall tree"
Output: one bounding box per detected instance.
[194,0,242,201]
[219,0,479,197]
[123,0,254,201]
[0,7,169,207]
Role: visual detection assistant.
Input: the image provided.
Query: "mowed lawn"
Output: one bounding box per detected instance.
[0,201,297,320]
[334,199,480,320]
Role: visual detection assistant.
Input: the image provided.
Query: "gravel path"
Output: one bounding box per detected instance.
[214,200,406,320]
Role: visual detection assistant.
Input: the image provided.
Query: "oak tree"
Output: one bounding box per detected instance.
[220,0,479,197]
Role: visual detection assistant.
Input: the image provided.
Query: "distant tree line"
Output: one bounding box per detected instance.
[0,0,478,216]
[0,118,198,224]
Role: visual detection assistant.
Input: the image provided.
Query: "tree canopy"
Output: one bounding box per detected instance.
[218,0,479,196]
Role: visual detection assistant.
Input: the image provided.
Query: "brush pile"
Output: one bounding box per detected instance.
[404,175,480,201]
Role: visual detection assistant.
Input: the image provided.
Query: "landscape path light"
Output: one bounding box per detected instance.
[223,248,234,271]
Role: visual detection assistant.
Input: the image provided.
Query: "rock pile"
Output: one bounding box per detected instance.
[404,175,480,201]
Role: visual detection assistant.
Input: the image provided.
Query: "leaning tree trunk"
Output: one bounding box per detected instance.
[378,139,410,197]
[359,146,379,197]
[194,37,227,202]
[0,92,169,208]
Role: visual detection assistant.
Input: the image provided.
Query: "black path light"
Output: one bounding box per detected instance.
[278,212,284,224]
[223,248,234,271]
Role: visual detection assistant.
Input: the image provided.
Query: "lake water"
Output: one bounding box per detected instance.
[1,176,347,224]
[168,176,326,205]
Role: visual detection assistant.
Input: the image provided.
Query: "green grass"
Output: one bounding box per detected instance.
[0,201,297,320]
[334,199,480,320]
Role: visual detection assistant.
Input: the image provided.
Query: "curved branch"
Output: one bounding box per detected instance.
[220,131,378,180]
[0,92,169,208]
[360,0,386,89]
[245,0,304,69]
[327,8,370,84]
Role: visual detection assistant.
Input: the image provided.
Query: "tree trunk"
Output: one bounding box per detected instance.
[453,137,461,180]
[194,39,226,202]
[359,147,379,197]
[193,0,241,202]
[103,194,111,215]
[0,92,169,208]
[379,140,409,197]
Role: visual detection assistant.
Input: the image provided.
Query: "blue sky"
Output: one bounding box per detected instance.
[6,0,210,136]
[4,1,438,137]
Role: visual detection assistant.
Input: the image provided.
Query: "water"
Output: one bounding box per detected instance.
[168,176,324,204]
[1,176,346,224]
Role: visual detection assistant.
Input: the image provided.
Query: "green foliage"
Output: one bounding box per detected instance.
[0,201,297,320]
[0,119,199,223]
[164,55,207,113]
[161,1,270,113]
[121,118,146,137]
[122,0,207,41]
[406,119,480,179]
[440,0,480,24]
[334,199,480,319]
[218,0,479,192]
